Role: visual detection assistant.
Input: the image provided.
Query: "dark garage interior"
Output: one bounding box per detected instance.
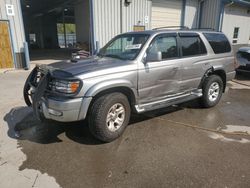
[20,0,91,61]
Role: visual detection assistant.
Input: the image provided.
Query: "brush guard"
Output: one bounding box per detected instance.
[23,65,51,121]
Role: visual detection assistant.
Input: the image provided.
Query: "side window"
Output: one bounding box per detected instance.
[203,33,231,54]
[148,36,178,60]
[180,36,207,57]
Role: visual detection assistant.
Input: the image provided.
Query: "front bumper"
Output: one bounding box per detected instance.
[24,65,92,122]
[41,97,92,122]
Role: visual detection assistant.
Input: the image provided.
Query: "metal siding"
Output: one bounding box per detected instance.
[0,0,7,19]
[0,0,26,54]
[93,0,151,47]
[122,0,151,32]
[93,0,121,47]
[151,0,183,28]
[200,0,220,30]
[184,0,199,28]
[0,1,3,18]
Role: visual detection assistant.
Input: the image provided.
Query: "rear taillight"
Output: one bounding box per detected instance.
[234,56,239,69]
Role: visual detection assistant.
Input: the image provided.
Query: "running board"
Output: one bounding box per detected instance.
[135,89,203,113]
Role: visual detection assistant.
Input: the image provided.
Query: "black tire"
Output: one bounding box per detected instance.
[236,70,242,76]
[88,92,131,142]
[201,75,223,108]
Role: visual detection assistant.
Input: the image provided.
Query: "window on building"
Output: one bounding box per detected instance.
[148,35,178,60]
[203,33,231,54]
[233,27,239,39]
[180,36,207,57]
[57,23,76,48]
[29,34,36,44]
[232,27,239,44]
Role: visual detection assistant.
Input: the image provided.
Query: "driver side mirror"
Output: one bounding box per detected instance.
[145,51,162,62]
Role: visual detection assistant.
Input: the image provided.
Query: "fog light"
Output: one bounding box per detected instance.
[48,108,63,116]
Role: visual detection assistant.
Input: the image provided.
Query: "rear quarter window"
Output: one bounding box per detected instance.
[203,33,231,54]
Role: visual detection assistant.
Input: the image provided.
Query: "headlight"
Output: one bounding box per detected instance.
[50,79,82,94]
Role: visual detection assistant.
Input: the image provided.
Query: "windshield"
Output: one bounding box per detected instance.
[98,34,150,60]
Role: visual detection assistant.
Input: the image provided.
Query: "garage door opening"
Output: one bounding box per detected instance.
[151,0,182,29]
[21,0,92,63]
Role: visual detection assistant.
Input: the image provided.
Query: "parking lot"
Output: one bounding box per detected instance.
[0,70,250,188]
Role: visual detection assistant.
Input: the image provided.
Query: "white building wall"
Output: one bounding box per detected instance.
[184,0,199,28]
[222,4,250,45]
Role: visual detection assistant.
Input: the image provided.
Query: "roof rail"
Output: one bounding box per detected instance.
[152,26,190,30]
[190,28,217,31]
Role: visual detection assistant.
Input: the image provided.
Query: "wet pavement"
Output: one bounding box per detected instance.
[1,71,250,188]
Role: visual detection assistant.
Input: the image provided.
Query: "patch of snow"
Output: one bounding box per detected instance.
[221,125,250,135]
[208,133,250,144]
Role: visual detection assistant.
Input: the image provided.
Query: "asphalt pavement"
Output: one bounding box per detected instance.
[0,70,250,188]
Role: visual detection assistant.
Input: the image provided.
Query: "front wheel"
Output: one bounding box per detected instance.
[201,75,223,108]
[88,92,131,142]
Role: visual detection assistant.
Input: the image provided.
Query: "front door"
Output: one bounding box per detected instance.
[138,34,182,104]
[0,21,14,68]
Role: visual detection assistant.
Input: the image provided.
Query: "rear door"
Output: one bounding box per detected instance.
[178,32,208,91]
[138,33,182,104]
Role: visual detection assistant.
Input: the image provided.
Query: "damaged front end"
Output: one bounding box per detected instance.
[23,65,83,121]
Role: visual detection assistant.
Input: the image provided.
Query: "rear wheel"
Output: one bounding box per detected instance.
[201,75,223,108]
[88,92,131,142]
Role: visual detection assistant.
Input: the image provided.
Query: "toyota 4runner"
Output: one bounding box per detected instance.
[24,29,236,142]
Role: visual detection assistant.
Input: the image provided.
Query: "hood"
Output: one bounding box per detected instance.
[46,56,132,76]
[238,47,250,54]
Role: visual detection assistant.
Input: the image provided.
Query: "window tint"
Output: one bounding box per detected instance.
[203,33,231,54]
[148,36,178,60]
[180,36,207,57]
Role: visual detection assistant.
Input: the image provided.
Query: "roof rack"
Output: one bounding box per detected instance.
[190,28,217,31]
[152,26,190,30]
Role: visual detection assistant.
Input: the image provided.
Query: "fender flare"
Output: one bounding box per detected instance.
[85,79,138,100]
[199,66,227,91]
[198,67,213,89]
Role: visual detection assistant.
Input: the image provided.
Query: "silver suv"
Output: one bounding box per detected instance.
[24,29,236,142]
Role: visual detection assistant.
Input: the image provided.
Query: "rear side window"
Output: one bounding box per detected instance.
[180,36,207,57]
[203,33,231,54]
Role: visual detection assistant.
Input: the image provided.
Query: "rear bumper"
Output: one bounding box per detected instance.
[41,97,92,122]
[226,71,236,81]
